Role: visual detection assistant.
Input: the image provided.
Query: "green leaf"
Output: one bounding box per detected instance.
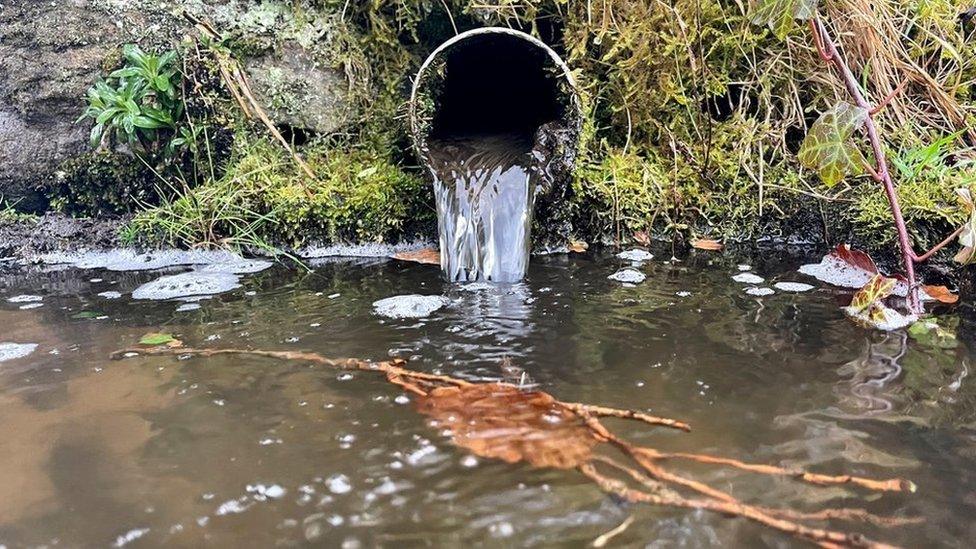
[798,102,869,187]
[139,332,176,345]
[90,122,105,147]
[132,115,167,129]
[750,0,819,39]
[95,107,121,125]
[110,67,141,79]
[849,274,896,314]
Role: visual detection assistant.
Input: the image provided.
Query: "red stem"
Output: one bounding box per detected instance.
[913,225,964,263]
[809,18,923,314]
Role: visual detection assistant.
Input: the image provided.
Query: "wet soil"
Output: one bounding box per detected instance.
[0,214,124,261]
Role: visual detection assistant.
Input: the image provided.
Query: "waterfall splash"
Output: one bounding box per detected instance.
[426,133,537,282]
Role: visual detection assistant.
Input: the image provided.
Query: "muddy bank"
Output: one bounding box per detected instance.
[0,215,124,262]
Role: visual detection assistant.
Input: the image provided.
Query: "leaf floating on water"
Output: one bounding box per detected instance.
[799,244,878,290]
[920,285,958,304]
[843,275,916,330]
[568,239,589,253]
[391,248,440,265]
[139,332,182,347]
[801,244,951,302]
[798,102,869,187]
[415,383,599,469]
[691,238,723,251]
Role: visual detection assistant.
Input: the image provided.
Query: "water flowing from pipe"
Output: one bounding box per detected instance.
[426,134,537,282]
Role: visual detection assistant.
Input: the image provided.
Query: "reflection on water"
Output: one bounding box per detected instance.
[1,252,975,546]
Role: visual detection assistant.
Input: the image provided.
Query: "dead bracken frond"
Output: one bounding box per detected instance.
[111,345,920,548]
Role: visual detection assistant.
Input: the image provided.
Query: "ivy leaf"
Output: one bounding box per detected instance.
[953,187,976,265]
[750,0,819,39]
[843,275,916,330]
[798,102,869,187]
[848,274,895,314]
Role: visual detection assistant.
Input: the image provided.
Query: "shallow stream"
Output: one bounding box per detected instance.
[1,250,974,547]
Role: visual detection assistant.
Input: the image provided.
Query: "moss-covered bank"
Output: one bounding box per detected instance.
[33,0,976,257]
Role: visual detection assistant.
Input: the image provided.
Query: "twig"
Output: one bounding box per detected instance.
[182,11,316,198]
[809,17,922,314]
[912,224,965,262]
[592,514,635,547]
[870,78,911,116]
[579,464,895,549]
[112,345,918,547]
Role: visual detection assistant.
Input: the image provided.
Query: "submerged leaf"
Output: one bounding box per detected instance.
[415,384,598,469]
[391,248,440,266]
[139,332,180,346]
[749,0,819,39]
[798,102,869,187]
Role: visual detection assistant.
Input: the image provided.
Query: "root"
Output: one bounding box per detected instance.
[580,463,896,549]
[647,450,916,493]
[558,401,691,432]
[112,344,920,547]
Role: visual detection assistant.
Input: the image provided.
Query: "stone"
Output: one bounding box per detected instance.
[245,41,352,134]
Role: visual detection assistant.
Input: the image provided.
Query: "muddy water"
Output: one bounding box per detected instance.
[1,252,975,547]
[427,134,537,282]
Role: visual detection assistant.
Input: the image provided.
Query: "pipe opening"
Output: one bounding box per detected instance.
[408,28,581,282]
[410,27,581,157]
[428,34,564,141]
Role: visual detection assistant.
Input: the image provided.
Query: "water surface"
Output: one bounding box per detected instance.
[1,252,974,547]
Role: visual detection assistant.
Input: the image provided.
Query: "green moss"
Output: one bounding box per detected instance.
[125,137,433,249]
[94,1,976,251]
[50,151,158,217]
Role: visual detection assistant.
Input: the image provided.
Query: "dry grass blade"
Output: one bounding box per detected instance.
[111,345,918,547]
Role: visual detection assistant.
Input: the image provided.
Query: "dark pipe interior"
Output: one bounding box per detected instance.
[429,34,564,141]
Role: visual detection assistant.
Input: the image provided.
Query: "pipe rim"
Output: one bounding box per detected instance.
[408,26,582,157]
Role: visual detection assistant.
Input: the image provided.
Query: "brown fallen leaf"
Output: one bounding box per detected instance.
[632,231,651,246]
[111,345,919,548]
[415,383,599,469]
[392,248,440,266]
[568,239,589,253]
[921,285,959,304]
[691,238,723,251]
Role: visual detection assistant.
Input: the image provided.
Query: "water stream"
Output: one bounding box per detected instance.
[427,134,538,282]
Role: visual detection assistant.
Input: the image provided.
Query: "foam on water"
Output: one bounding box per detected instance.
[132,272,242,301]
[42,249,271,274]
[617,249,654,262]
[0,342,38,362]
[608,269,646,284]
[372,295,451,319]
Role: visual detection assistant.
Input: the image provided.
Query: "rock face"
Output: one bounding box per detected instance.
[0,1,125,210]
[0,0,353,211]
[245,41,352,135]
